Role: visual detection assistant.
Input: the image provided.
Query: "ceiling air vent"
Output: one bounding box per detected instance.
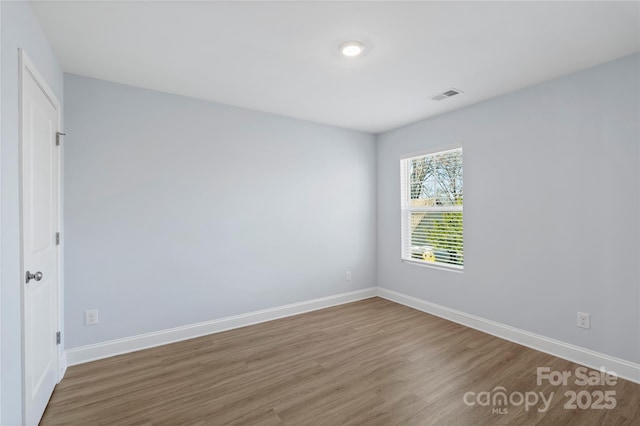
[430,88,464,101]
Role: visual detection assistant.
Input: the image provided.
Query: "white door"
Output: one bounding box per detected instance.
[21,50,60,426]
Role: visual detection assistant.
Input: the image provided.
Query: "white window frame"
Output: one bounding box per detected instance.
[400,145,463,272]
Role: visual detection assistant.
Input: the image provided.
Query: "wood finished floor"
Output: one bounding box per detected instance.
[42,297,639,425]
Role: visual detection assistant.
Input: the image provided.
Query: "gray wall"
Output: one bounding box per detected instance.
[377,53,640,363]
[1,2,64,424]
[64,74,377,348]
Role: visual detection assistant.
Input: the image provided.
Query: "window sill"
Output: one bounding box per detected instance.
[401,259,464,273]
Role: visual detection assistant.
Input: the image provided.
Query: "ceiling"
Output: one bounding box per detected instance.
[31,1,640,134]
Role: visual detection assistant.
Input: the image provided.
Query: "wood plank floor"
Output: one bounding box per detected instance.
[42,297,639,425]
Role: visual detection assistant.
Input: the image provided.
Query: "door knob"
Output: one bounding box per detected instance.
[26,271,43,284]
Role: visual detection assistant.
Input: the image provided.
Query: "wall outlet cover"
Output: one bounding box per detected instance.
[85,309,99,326]
[577,312,590,329]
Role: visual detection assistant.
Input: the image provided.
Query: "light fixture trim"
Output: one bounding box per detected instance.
[340,40,365,57]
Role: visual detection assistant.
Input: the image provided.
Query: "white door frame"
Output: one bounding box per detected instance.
[18,48,65,422]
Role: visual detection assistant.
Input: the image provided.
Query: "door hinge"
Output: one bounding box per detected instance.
[56,331,61,345]
[56,132,66,146]
[56,232,61,245]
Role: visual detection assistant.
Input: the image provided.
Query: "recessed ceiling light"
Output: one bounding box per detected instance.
[340,41,364,57]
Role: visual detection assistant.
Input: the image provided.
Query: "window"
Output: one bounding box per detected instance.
[401,147,463,270]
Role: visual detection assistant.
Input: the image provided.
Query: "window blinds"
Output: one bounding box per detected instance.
[400,147,463,269]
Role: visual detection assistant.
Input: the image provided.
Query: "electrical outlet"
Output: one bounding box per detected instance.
[577,312,590,329]
[346,270,351,281]
[85,309,99,326]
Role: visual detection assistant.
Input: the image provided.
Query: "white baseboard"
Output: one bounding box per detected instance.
[58,350,67,382]
[66,286,640,385]
[66,287,377,366]
[377,288,640,384]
